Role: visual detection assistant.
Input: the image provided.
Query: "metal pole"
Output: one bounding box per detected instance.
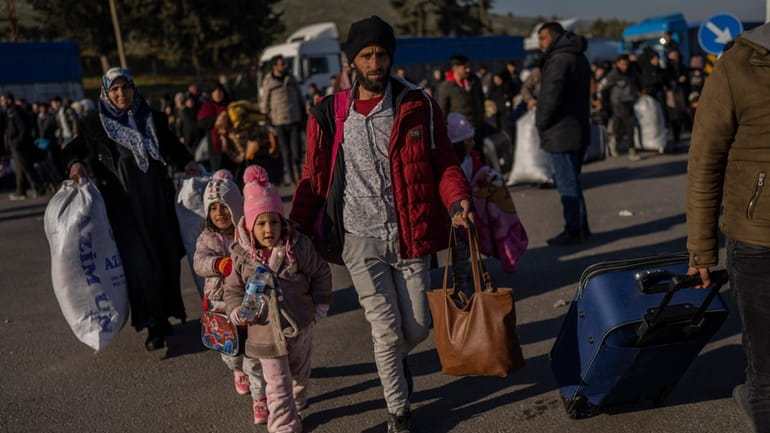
[108,0,128,69]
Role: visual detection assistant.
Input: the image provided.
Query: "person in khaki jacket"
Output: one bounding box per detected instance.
[260,55,305,186]
[686,23,770,433]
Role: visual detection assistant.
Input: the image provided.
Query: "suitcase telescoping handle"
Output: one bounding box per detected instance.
[635,270,729,347]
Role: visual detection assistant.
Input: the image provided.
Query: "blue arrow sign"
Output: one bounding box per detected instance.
[698,14,743,55]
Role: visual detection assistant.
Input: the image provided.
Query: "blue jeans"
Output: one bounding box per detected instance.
[549,151,587,234]
[728,238,770,433]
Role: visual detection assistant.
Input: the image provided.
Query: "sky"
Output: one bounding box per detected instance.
[491,0,766,23]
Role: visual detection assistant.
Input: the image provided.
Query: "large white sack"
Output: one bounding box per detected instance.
[508,111,553,185]
[633,95,667,153]
[175,174,210,297]
[43,179,128,351]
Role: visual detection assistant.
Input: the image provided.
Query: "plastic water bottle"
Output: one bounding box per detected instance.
[239,267,267,322]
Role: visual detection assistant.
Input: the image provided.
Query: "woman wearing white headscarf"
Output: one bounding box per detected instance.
[65,67,200,351]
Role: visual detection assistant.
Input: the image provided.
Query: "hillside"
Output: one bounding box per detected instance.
[275,0,401,40]
[273,0,539,39]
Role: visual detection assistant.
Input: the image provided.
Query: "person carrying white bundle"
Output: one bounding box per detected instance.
[63,67,200,351]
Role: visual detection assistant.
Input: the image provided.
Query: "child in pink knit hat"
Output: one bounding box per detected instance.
[223,165,332,432]
[193,168,266,402]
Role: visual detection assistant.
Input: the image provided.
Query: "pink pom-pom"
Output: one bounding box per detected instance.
[212,169,233,181]
[243,165,270,185]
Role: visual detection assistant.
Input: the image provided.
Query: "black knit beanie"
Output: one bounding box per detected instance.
[344,16,396,64]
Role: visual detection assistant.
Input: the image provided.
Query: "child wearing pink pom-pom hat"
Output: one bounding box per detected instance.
[193,168,267,400]
[223,164,332,432]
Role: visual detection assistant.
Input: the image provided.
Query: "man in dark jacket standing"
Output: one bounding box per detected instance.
[535,22,591,246]
[290,16,472,433]
[1,92,45,200]
[603,54,640,159]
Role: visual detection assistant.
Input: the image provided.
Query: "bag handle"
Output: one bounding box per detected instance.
[467,224,494,293]
[441,224,493,295]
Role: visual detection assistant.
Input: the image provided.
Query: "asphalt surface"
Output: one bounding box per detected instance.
[0,142,754,433]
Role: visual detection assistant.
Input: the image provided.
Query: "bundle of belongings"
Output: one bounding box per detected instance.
[215,100,278,164]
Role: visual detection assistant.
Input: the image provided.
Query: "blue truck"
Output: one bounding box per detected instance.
[620,13,693,62]
[621,13,763,66]
[392,35,525,82]
[0,41,83,103]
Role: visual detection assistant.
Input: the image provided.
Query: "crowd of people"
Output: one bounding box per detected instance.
[591,32,706,159]
[3,13,768,433]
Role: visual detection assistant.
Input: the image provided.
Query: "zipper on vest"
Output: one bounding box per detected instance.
[747,171,766,220]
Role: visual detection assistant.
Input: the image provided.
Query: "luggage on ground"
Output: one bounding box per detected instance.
[550,252,729,418]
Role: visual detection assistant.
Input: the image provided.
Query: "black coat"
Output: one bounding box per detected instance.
[637,48,666,96]
[535,31,591,153]
[438,75,485,129]
[63,110,192,330]
[4,105,33,151]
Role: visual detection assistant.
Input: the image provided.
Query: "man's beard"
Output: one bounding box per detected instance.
[359,68,389,93]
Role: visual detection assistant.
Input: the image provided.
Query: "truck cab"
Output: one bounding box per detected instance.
[621,13,690,64]
[257,22,341,101]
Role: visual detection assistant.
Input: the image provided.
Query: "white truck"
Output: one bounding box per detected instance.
[257,22,342,101]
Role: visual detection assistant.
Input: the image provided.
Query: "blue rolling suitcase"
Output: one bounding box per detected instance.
[549,252,729,418]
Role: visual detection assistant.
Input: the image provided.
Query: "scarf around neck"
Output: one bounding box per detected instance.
[98,67,164,172]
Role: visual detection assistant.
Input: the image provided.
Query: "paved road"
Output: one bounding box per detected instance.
[0,146,753,433]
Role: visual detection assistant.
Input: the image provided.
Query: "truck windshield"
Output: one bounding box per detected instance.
[623,32,663,54]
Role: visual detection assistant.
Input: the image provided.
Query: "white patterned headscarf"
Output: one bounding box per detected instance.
[98,67,164,172]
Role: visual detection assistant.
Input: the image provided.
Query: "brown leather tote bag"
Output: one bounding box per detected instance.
[426,226,525,377]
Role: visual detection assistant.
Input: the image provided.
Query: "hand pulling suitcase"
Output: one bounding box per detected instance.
[549,252,729,419]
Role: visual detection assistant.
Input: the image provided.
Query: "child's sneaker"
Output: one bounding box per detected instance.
[253,397,268,424]
[233,370,250,395]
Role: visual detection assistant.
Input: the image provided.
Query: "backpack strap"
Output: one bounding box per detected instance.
[328,90,351,195]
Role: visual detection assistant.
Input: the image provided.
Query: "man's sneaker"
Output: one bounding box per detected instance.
[546,230,585,246]
[253,397,269,424]
[387,410,411,433]
[733,384,750,418]
[8,193,26,201]
[233,370,250,395]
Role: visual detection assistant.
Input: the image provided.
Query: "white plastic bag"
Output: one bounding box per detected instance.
[194,135,210,163]
[508,111,553,185]
[43,179,128,351]
[633,95,667,154]
[175,174,210,297]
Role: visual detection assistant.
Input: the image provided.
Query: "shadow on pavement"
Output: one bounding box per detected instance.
[0,209,45,223]
[327,285,360,318]
[505,214,689,303]
[410,353,556,432]
[162,319,208,359]
[0,202,47,214]
[306,350,559,433]
[582,159,688,191]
